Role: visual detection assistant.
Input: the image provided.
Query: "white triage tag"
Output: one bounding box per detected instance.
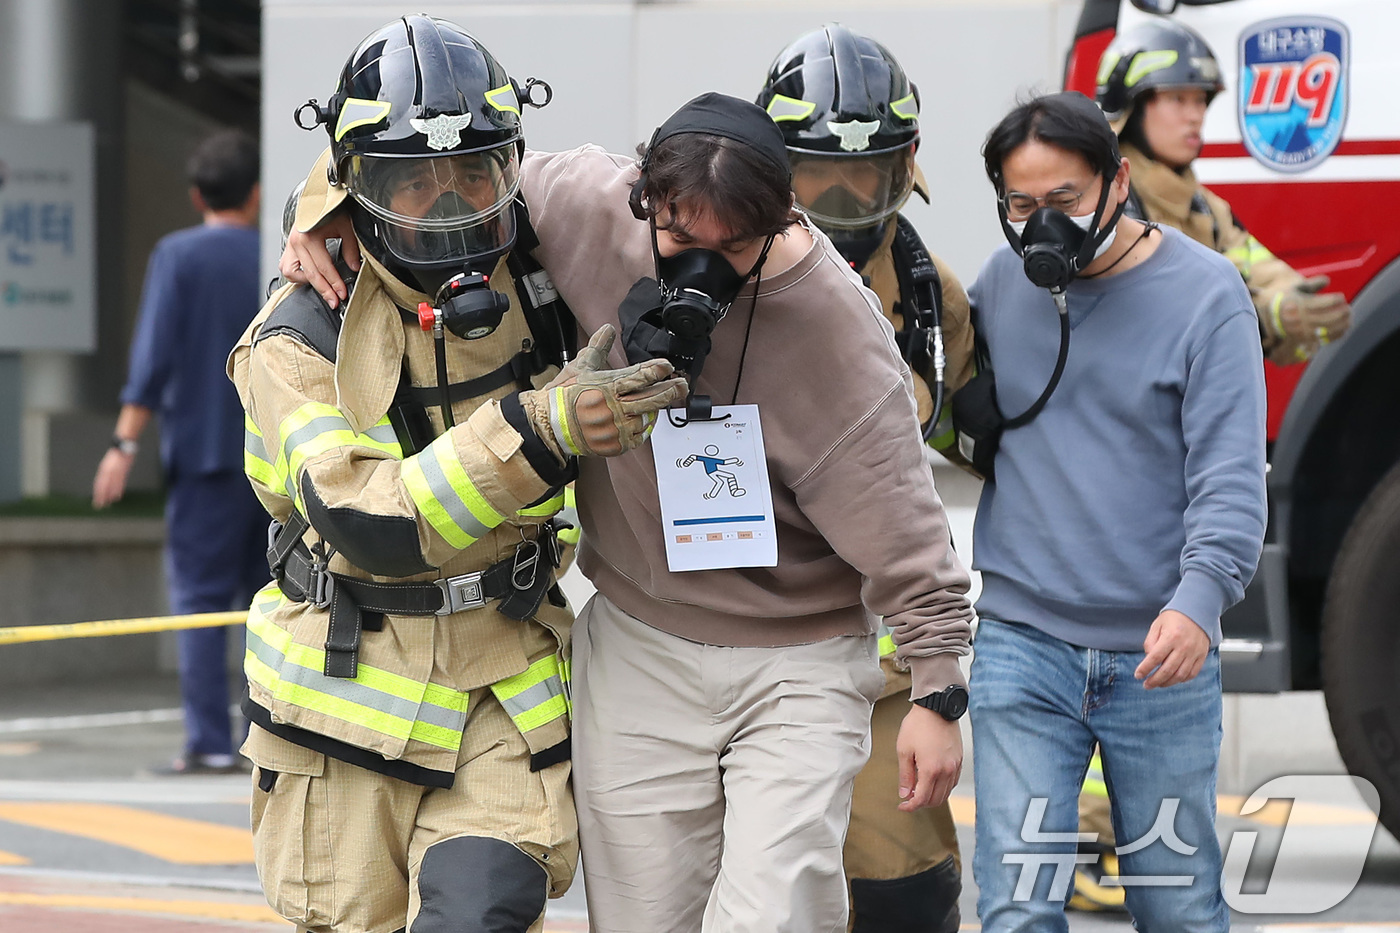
[650,404,777,572]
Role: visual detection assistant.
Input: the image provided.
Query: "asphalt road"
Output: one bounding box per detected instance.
[0,466,1396,929]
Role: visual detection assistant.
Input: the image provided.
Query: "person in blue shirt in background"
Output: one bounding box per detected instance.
[92,128,266,775]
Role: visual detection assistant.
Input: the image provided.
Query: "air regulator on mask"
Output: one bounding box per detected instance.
[412,272,514,429]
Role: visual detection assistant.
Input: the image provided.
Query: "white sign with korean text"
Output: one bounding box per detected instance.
[651,404,777,572]
[0,122,96,351]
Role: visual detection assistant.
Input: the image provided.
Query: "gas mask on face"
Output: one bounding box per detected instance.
[998,166,1126,292]
[656,241,752,346]
[618,221,773,423]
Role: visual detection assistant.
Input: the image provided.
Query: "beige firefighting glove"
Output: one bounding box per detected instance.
[521,324,687,458]
[1268,275,1352,359]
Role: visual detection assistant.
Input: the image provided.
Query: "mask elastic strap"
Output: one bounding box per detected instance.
[1074,163,1125,271]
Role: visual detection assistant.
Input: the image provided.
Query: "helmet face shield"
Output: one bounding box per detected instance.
[788,146,915,233]
[344,145,520,267]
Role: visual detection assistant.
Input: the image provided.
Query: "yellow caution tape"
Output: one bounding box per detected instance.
[0,611,245,646]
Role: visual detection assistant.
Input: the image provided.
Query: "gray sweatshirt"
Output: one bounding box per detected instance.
[967,226,1267,648]
[521,145,974,696]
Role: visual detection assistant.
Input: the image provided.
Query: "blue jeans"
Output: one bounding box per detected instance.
[969,618,1228,933]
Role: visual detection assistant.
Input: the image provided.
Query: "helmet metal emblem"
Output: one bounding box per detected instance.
[826,119,880,152]
[410,113,474,151]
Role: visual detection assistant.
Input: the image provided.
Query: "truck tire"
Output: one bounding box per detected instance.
[1321,457,1400,840]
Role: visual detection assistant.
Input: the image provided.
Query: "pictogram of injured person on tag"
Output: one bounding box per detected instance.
[678,444,746,499]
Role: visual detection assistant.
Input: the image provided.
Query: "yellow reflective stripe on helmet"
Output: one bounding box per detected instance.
[876,623,897,659]
[245,601,468,751]
[1082,751,1109,798]
[276,402,402,506]
[517,491,565,518]
[335,98,393,141]
[766,94,817,123]
[485,83,521,115]
[492,655,569,733]
[1125,50,1179,88]
[1096,51,1123,87]
[890,92,919,122]
[401,430,505,550]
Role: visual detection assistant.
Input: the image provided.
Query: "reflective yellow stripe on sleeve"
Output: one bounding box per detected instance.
[275,402,402,509]
[244,586,469,751]
[491,654,570,734]
[517,491,565,518]
[244,415,294,501]
[401,429,506,550]
[1225,235,1276,277]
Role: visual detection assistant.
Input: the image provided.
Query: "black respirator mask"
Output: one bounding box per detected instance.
[652,223,772,359]
[618,91,792,421]
[616,220,773,423]
[998,168,1126,292]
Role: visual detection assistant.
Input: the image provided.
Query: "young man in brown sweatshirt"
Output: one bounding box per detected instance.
[284,91,973,933]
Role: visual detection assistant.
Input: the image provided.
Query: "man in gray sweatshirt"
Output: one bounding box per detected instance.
[963,92,1266,932]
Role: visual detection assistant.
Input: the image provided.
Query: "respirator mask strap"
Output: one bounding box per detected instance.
[1073,161,1126,272]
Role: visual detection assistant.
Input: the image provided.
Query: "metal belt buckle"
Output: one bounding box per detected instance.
[512,539,540,591]
[309,553,334,610]
[435,571,486,616]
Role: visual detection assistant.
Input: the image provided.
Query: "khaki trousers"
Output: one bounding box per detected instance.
[572,593,884,933]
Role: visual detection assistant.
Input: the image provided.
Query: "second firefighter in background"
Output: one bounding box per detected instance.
[758,24,974,933]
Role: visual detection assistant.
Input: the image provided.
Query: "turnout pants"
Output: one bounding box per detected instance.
[243,691,577,933]
[843,665,963,933]
[572,593,883,933]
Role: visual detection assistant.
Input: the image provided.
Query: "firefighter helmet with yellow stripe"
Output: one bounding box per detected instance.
[756,24,919,235]
[1096,18,1224,127]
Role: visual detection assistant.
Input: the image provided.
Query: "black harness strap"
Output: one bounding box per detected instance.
[889,214,944,376]
[266,512,563,679]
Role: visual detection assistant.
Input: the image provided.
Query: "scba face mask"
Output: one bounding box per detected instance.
[999,167,1126,291]
[655,244,751,344]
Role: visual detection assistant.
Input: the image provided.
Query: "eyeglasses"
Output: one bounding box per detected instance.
[1000,186,1087,221]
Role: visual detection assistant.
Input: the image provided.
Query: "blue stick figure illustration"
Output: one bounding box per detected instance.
[677,444,746,499]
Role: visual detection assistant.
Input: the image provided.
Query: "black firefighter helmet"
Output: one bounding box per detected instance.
[304,15,534,291]
[1096,18,1224,129]
[756,23,919,239]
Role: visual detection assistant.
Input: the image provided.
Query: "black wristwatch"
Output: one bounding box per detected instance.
[913,685,969,721]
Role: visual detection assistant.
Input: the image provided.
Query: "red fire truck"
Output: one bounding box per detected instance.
[1066,0,1400,836]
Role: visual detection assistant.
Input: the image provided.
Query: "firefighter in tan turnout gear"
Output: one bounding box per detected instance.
[1099,17,1352,365]
[1063,18,1356,912]
[757,25,974,932]
[230,17,683,933]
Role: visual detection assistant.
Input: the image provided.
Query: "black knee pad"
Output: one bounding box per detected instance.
[850,856,962,933]
[413,836,547,933]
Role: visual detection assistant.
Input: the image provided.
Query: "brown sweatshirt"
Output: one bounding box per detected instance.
[522,146,973,696]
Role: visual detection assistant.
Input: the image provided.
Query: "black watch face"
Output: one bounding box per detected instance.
[942,686,969,720]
